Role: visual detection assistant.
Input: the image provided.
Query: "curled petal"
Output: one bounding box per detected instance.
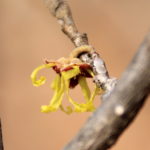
[62,68,101,113]
[60,105,73,114]
[31,64,55,87]
[67,93,96,113]
[62,75,95,113]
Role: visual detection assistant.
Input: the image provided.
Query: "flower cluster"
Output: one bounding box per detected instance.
[31,46,102,114]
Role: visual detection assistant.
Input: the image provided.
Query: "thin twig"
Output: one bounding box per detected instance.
[44,0,117,95]
[44,0,88,47]
[0,120,4,150]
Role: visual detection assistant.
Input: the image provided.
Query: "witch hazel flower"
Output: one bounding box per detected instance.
[31,45,103,114]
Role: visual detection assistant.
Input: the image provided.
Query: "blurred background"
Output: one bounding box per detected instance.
[0,0,150,150]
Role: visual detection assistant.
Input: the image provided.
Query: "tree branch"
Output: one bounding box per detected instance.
[43,0,150,150]
[44,0,88,47]
[0,120,4,150]
[44,0,117,95]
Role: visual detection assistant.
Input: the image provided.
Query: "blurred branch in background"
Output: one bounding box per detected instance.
[43,0,150,150]
[0,121,4,150]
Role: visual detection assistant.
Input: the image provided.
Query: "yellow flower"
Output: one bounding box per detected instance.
[31,46,102,114]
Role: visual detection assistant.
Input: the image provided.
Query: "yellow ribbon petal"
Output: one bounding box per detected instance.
[51,74,61,90]
[61,66,80,80]
[41,75,65,113]
[61,70,83,112]
[62,69,95,113]
[78,76,91,102]
[31,64,55,87]
[63,66,101,113]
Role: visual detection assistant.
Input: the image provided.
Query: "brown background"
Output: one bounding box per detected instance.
[0,0,150,150]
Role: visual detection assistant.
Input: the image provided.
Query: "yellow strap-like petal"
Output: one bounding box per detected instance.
[41,75,65,113]
[49,75,64,106]
[61,66,80,80]
[61,74,81,111]
[78,76,91,102]
[51,74,61,90]
[61,66,98,113]
[62,74,95,112]
[31,64,55,87]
